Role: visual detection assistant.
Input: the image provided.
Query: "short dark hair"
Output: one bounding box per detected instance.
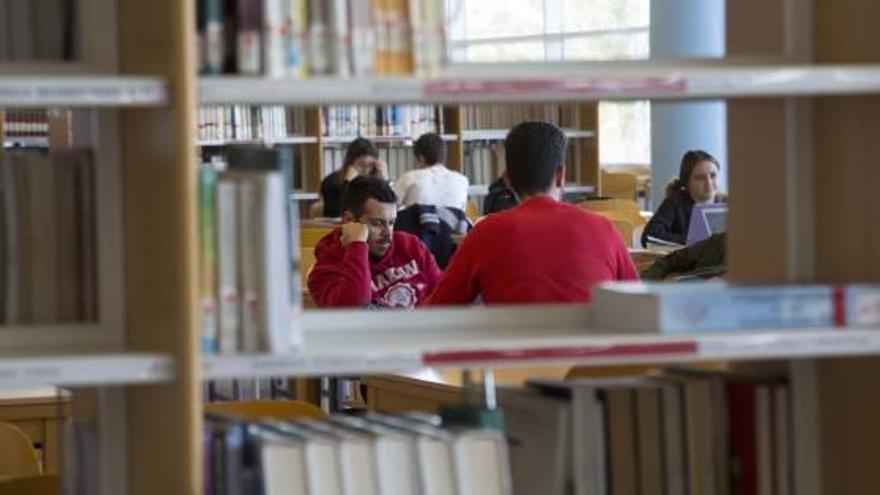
[504,121,567,196]
[413,133,447,166]
[341,176,397,217]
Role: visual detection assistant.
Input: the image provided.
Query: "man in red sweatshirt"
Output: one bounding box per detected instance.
[307,176,442,309]
[426,121,638,305]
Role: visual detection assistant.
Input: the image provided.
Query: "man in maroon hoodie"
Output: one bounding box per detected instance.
[307,176,442,309]
[426,121,639,305]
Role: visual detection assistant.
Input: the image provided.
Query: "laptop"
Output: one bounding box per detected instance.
[686,203,728,245]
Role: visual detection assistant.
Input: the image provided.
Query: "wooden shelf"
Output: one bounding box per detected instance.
[0,76,167,107]
[462,128,594,141]
[197,136,319,146]
[321,134,458,145]
[201,307,880,378]
[0,353,173,387]
[199,65,880,104]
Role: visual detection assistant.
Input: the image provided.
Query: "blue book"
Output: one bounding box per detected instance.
[592,282,880,333]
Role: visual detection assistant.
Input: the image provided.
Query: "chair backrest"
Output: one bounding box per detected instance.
[465,199,479,221]
[204,400,327,422]
[601,170,639,201]
[0,421,40,477]
[0,474,60,495]
[610,218,636,248]
[300,227,332,247]
[579,199,645,226]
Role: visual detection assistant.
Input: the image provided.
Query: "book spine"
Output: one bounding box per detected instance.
[283,0,308,78]
[199,163,220,353]
[216,178,241,354]
[204,0,226,74]
[236,0,263,74]
[263,0,287,78]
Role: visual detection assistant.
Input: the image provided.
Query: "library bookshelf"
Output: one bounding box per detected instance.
[2,0,880,494]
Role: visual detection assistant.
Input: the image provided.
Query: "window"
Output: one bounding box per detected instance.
[446,0,651,165]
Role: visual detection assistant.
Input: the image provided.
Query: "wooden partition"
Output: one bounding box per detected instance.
[118,0,199,493]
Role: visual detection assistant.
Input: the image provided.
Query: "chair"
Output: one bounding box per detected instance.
[610,218,637,248]
[300,227,332,248]
[465,199,479,221]
[204,399,327,421]
[0,421,40,477]
[600,170,639,201]
[578,198,645,226]
[0,474,60,495]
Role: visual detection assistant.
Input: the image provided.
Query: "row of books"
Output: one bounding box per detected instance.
[197,0,446,78]
[198,147,302,354]
[198,105,308,142]
[462,103,585,132]
[322,104,443,138]
[0,150,97,323]
[205,411,510,495]
[500,368,792,495]
[0,0,73,61]
[462,141,504,186]
[592,282,880,333]
[3,109,49,139]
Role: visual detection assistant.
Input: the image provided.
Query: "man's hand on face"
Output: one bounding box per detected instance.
[341,221,370,246]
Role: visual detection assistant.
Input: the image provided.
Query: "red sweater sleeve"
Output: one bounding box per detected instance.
[306,241,372,307]
[614,235,640,281]
[424,234,481,306]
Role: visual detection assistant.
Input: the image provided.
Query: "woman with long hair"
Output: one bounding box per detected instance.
[641,150,726,247]
[319,137,387,217]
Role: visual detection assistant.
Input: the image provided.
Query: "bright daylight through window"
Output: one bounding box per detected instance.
[445,0,651,166]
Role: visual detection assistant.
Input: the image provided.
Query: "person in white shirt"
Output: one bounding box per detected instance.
[393,133,469,210]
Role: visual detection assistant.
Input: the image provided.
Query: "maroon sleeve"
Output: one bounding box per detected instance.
[424,231,482,306]
[306,241,373,307]
[418,242,444,299]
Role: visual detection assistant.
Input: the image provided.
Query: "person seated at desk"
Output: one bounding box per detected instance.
[484,175,518,214]
[641,233,727,280]
[308,176,442,309]
[641,150,727,247]
[393,132,469,210]
[320,137,387,218]
[425,122,638,306]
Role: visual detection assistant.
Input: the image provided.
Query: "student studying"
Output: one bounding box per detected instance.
[307,176,442,309]
[392,132,469,210]
[426,122,639,305]
[319,137,388,218]
[641,149,727,247]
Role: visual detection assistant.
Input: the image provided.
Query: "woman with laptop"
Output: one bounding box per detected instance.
[641,150,727,247]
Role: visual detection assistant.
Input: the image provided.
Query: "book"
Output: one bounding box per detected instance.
[199,163,220,353]
[216,174,242,354]
[236,0,263,74]
[283,0,308,77]
[453,428,512,495]
[263,0,287,77]
[592,282,880,333]
[260,421,344,495]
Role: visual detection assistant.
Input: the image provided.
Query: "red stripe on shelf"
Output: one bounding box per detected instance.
[424,77,688,97]
[422,341,698,365]
[833,285,847,328]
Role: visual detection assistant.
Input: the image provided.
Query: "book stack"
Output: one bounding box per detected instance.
[198,146,302,355]
[592,282,880,333]
[3,109,49,142]
[322,104,443,138]
[0,149,97,323]
[198,105,307,142]
[0,0,74,61]
[197,0,446,78]
[502,369,793,495]
[205,411,512,495]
